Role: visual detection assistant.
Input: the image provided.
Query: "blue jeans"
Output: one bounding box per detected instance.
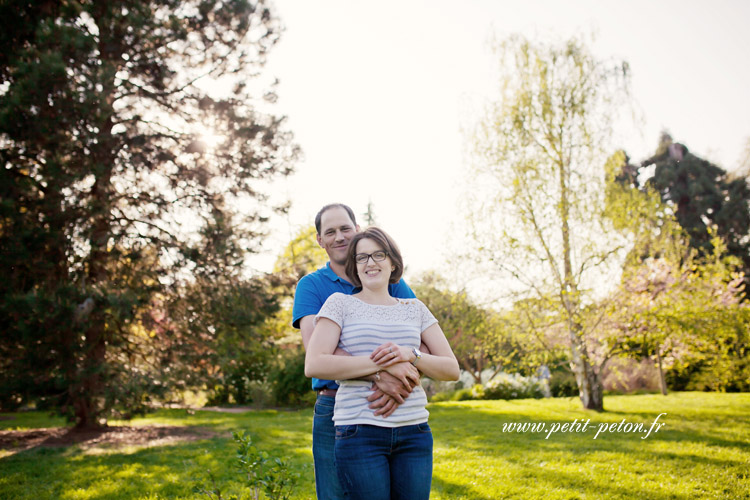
[313,394,346,500]
[335,423,433,500]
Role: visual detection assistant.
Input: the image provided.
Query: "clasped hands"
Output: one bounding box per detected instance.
[367,342,420,418]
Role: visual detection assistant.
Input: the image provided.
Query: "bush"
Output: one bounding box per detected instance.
[548,370,578,398]
[482,373,546,400]
[269,346,315,407]
[205,345,315,409]
[429,391,454,402]
[428,375,550,402]
[428,386,480,402]
[468,384,485,400]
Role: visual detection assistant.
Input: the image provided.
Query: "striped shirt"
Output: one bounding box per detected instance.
[314,293,438,427]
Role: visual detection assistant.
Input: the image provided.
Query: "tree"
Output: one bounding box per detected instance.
[273,224,328,281]
[604,150,749,394]
[362,201,378,226]
[412,273,503,384]
[599,236,747,394]
[468,34,632,410]
[0,1,297,428]
[639,133,750,288]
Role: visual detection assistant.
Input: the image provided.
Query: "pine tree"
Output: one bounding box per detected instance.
[640,133,750,286]
[0,0,297,428]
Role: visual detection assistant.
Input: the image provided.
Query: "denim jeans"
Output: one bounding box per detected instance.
[313,394,346,500]
[335,423,433,500]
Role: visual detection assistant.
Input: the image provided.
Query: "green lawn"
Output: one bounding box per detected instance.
[1,392,748,499]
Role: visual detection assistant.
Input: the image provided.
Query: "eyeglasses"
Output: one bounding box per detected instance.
[354,251,388,264]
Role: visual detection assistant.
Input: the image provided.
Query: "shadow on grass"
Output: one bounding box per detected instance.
[427,401,750,500]
[432,401,750,452]
[431,475,496,500]
[0,409,317,500]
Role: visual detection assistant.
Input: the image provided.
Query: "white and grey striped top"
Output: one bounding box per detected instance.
[314,293,438,427]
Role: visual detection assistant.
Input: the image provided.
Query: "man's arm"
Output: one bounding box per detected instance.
[299,315,315,350]
[300,315,348,355]
[301,314,416,417]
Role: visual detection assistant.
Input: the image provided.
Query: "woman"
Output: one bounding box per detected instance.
[305,226,460,500]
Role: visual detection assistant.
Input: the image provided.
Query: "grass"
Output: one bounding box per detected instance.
[1,392,749,499]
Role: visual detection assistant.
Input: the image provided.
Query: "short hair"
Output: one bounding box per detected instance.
[345,226,404,288]
[315,203,357,235]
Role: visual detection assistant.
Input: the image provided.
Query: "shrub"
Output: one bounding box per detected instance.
[429,391,454,402]
[269,346,315,407]
[548,370,578,398]
[196,431,299,500]
[468,384,485,400]
[453,388,477,401]
[482,373,546,400]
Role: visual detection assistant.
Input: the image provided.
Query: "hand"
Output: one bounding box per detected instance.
[383,361,421,389]
[367,369,417,418]
[373,371,414,403]
[367,390,399,418]
[371,342,412,367]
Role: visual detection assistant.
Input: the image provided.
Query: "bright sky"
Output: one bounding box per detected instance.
[252,0,750,282]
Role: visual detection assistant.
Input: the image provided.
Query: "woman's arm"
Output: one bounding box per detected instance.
[371,323,460,381]
[305,317,387,381]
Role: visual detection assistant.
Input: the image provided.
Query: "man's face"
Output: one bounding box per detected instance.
[317,207,358,266]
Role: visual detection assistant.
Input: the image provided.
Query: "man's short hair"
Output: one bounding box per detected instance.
[345,226,404,288]
[315,203,358,235]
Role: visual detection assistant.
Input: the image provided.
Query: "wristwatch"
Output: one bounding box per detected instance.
[411,347,423,365]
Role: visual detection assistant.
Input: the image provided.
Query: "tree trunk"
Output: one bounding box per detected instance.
[72,9,120,429]
[656,349,668,396]
[559,158,603,411]
[569,330,604,411]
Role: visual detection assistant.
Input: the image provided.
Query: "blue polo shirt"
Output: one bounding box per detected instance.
[292,262,416,390]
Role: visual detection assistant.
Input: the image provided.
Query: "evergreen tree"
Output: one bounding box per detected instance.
[639,133,750,286]
[0,0,297,428]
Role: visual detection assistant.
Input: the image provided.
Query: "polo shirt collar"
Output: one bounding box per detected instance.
[323,262,353,285]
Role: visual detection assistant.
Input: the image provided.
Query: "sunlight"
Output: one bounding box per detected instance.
[185,125,227,154]
[199,131,226,151]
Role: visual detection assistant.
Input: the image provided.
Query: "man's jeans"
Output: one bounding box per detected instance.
[334,423,433,500]
[313,394,346,500]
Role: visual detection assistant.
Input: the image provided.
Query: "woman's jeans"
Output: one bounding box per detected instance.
[335,422,433,500]
[313,394,346,500]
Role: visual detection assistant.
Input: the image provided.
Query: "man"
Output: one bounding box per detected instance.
[292,203,420,500]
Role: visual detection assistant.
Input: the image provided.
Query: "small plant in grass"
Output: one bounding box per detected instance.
[195,431,299,500]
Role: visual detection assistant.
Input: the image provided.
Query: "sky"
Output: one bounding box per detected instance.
[250,0,750,282]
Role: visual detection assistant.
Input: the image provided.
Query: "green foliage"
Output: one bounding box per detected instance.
[273,225,328,281]
[0,1,297,427]
[196,431,299,500]
[431,374,548,402]
[643,134,750,283]
[663,305,750,392]
[413,273,555,388]
[468,32,634,411]
[602,152,748,394]
[548,369,579,398]
[268,347,315,408]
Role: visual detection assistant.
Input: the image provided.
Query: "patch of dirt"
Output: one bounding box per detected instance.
[0,425,219,455]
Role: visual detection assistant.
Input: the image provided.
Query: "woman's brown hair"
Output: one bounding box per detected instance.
[345,226,404,288]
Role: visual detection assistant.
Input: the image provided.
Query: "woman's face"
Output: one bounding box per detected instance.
[355,237,393,291]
